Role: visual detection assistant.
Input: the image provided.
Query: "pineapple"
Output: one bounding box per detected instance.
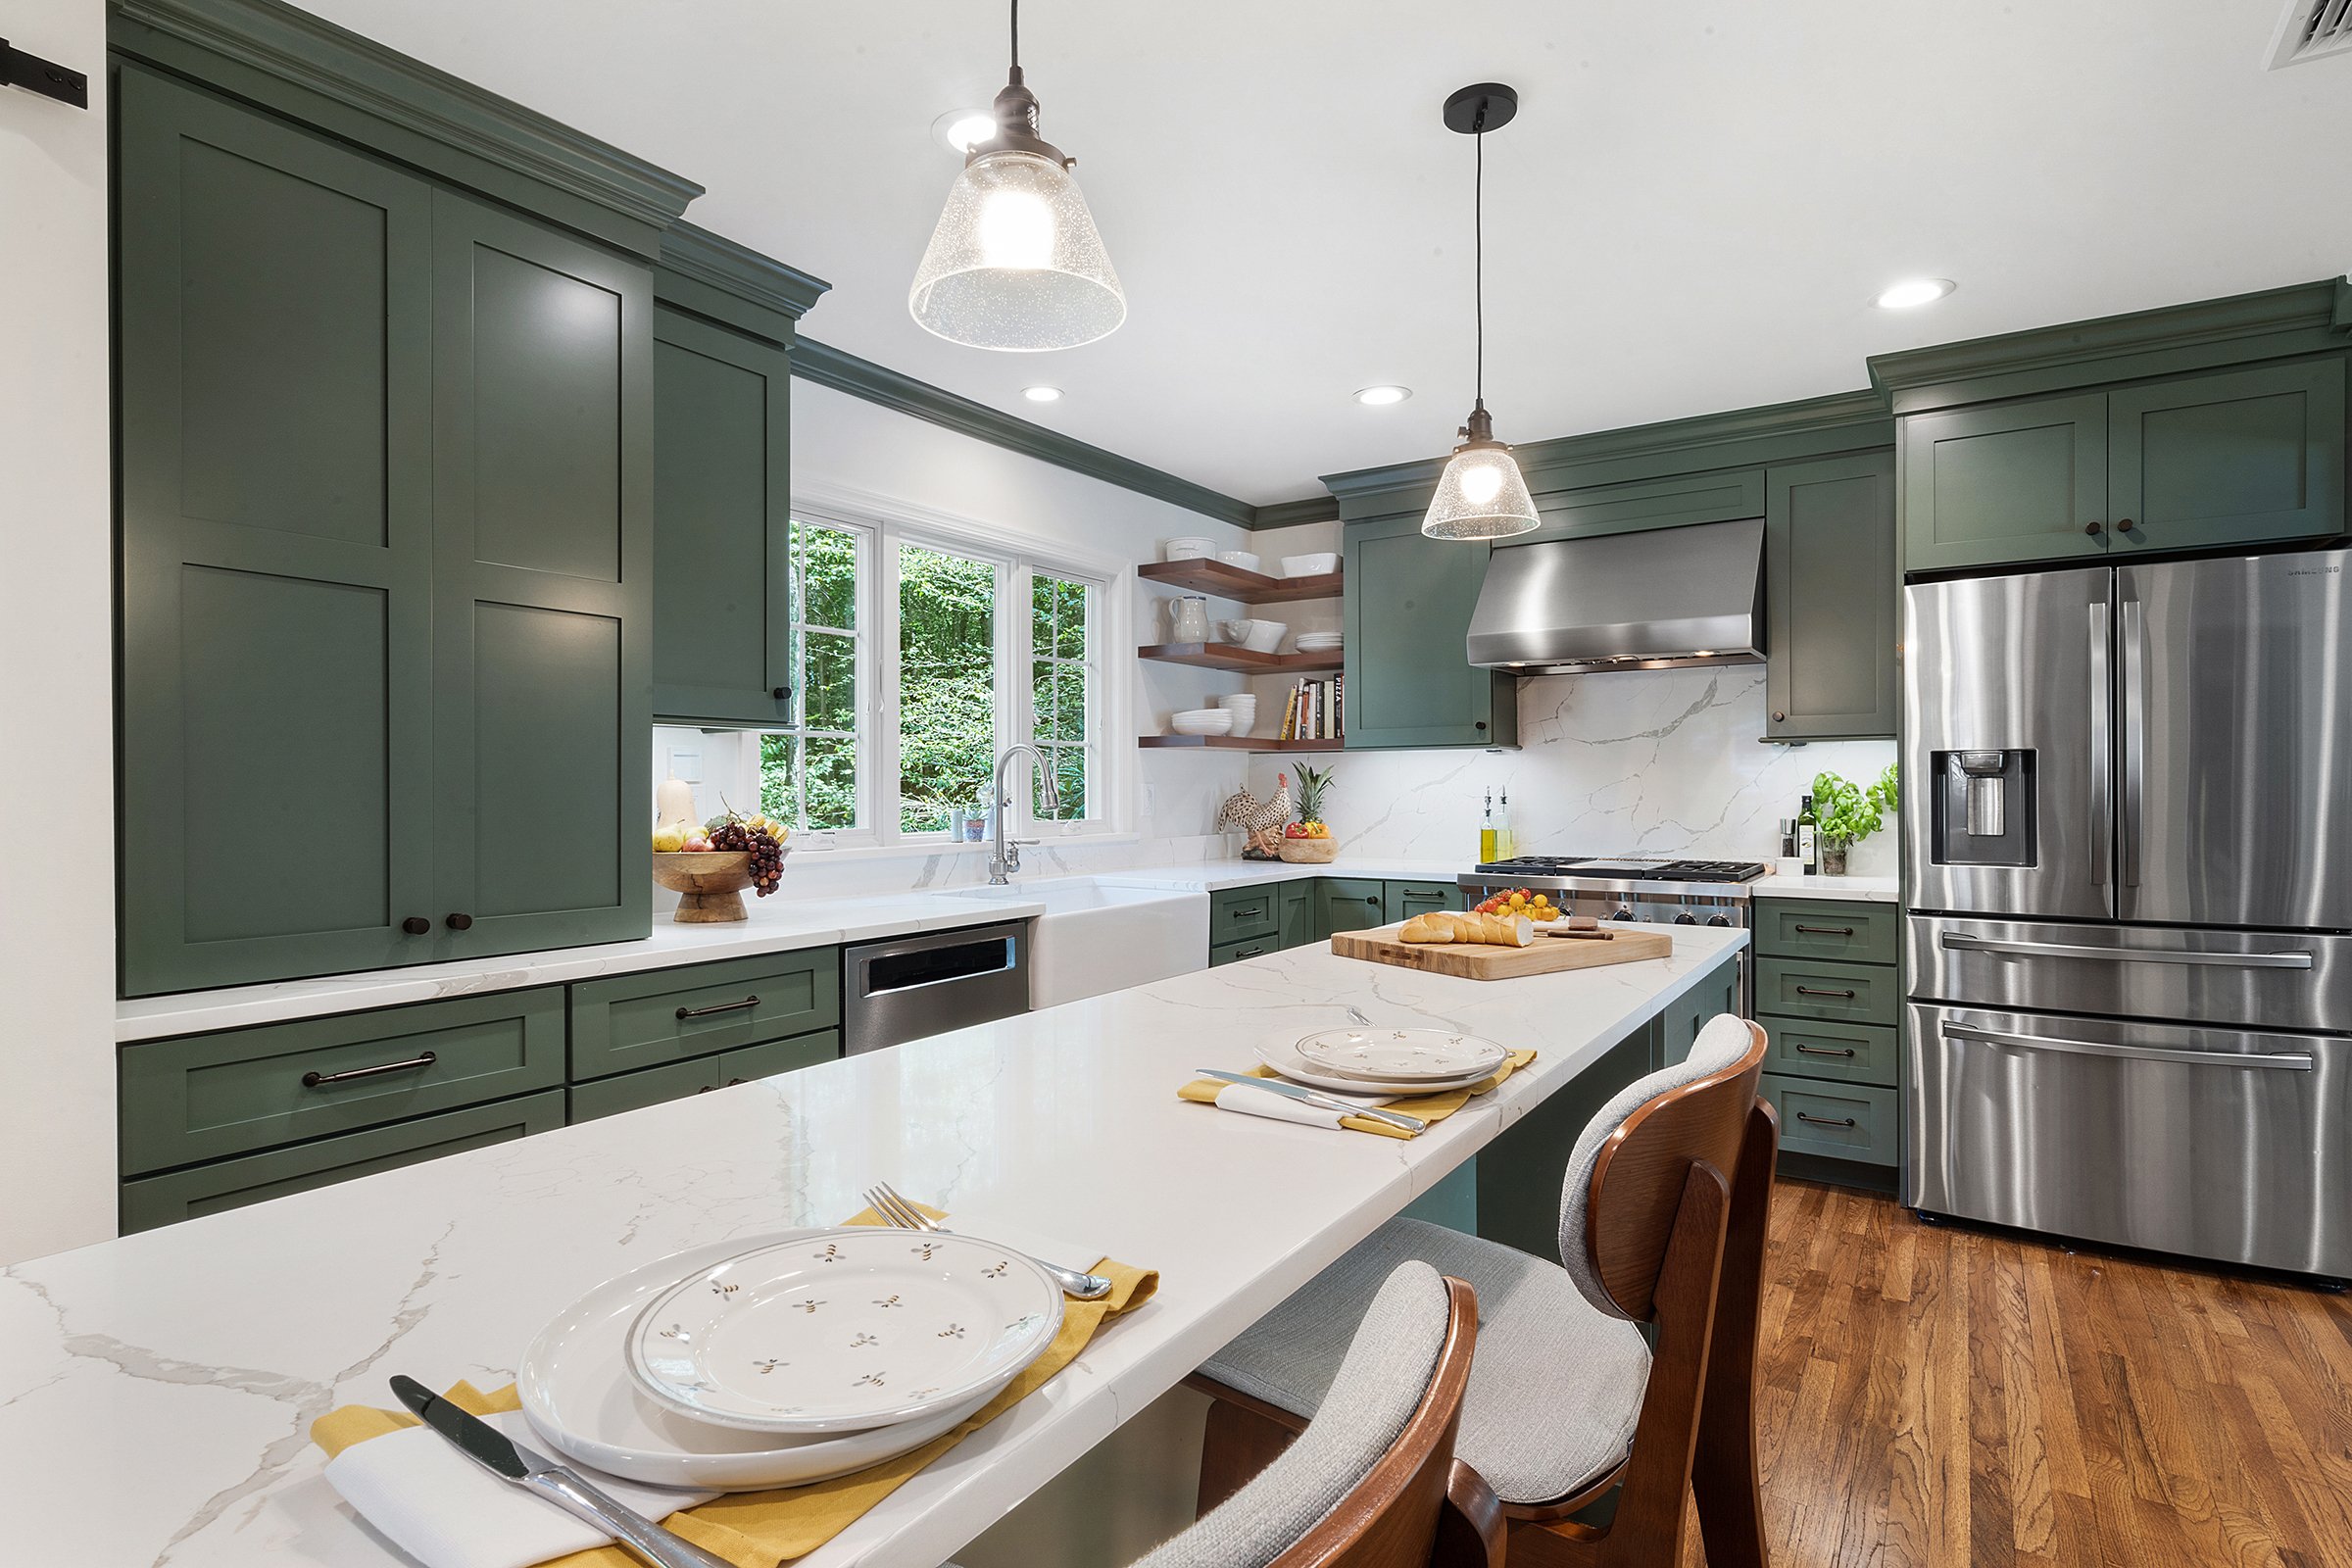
[1293,763,1334,838]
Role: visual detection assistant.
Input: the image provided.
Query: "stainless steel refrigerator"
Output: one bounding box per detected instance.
[1903,549,2352,1278]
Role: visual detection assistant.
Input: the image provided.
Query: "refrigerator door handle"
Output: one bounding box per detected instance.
[2120,597,2146,889]
[1937,932,2316,968]
[1941,1020,2315,1071]
[2086,601,2112,886]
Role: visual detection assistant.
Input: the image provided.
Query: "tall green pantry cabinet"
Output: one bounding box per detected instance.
[113,40,685,995]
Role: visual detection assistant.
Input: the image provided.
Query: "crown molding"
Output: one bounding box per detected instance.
[1250,496,1342,530]
[110,0,702,256]
[1868,278,2352,415]
[654,222,831,345]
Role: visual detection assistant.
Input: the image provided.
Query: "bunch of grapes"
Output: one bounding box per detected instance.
[710,817,785,897]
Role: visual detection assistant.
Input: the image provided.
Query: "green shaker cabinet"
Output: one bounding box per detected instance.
[1385,880,1465,922]
[1764,451,1898,741]
[116,68,653,994]
[651,307,795,725]
[1901,393,2111,573]
[1343,513,1517,750]
[1314,878,1391,940]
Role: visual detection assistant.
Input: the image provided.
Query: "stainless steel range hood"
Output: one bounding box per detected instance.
[1465,517,1765,674]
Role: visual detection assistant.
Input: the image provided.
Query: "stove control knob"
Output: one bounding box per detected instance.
[1673,912,1698,926]
[1707,913,1732,928]
[1611,906,1637,922]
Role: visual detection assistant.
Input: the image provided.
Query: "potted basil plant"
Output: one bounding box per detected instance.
[1812,764,1899,876]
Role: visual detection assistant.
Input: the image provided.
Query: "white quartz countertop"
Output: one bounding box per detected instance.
[20,923,1746,1568]
[1749,873,1901,903]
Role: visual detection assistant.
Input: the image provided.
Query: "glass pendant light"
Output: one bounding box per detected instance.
[909,0,1126,352]
[1422,84,1539,541]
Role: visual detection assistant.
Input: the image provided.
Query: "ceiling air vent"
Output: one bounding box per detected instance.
[2268,0,2352,68]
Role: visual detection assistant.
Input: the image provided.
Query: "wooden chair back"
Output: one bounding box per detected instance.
[1270,1274,1503,1568]
[1582,1019,1769,1321]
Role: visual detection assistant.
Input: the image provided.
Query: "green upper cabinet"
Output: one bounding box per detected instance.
[1900,392,2111,572]
[428,192,653,957]
[1522,466,1766,544]
[117,67,441,994]
[2106,360,2345,554]
[1764,451,1898,741]
[1343,513,1517,750]
[651,308,794,725]
[117,69,653,995]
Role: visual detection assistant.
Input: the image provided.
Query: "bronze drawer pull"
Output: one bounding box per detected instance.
[1795,1044,1858,1058]
[1235,945,1268,959]
[1794,985,1857,999]
[302,1051,436,1089]
[678,995,760,1020]
[697,1077,758,1095]
[1231,905,1265,919]
[1796,1111,1859,1128]
[1792,923,1855,936]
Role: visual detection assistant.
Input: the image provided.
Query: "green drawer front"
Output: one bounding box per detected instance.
[119,989,566,1175]
[121,1090,566,1233]
[1760,1016,1898,1089]
[1210,885,1282,945]
[569,949,840,1080]
[1386,880,1464,922]
[1761,1074,1896,1166]
[1755,956,1897,1026]
[570,1028,843,1122]
[1753,899,1899,965]
[721,1029,841,1085]
[1210,935,1280,966]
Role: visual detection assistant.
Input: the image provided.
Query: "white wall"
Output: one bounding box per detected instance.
[0,0,118,1262]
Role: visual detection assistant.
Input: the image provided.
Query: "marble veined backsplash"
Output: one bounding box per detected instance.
[1248,666,1899,873]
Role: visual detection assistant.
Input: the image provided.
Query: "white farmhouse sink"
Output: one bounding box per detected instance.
[939,877,1207,1009]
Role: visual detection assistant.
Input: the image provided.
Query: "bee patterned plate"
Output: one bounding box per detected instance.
[624,1227,1065,1434]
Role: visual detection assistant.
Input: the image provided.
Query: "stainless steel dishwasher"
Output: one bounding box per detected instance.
[843,920,1031,1054]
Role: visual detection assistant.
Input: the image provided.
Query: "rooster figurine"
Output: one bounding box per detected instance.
[1216,771,1295,858]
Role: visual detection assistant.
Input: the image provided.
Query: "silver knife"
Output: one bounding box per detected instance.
[1196,1069,1427,1134]
[390,1375,734,1568]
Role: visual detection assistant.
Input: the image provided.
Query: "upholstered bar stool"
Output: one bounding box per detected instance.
[1139,1259,1500,1568]
[1191,1014,1778,1568]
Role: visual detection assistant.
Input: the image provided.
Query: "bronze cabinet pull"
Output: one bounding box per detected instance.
[401,916,431,936]
[1232,905,1265,919]
[677,995,760,1020]
[1235,945,1267,959]
[2084,519,2105,536]
[1794,985,1857,999]
[1794,1043,1859,1057]
[1796,1111,1859,1128]
[302,1051,436,1089]
[1792,923,1855,936]
[445,912,473,931]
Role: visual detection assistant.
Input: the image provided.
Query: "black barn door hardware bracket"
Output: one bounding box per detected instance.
[2,39,88,108]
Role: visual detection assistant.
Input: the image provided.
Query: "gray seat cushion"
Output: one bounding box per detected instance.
[1200,1218,1650,1506]
[1138,1260,1450,1568]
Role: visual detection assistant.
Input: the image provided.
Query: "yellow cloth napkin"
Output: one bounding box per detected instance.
[1176,1049,1536,1138]
[313,1206,1158,1568]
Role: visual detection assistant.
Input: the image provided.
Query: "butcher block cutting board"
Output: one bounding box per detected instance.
[1330,922,1675,980]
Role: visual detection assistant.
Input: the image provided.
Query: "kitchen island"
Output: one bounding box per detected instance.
[5,923,1744,1567]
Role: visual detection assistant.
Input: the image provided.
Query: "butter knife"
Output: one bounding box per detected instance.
[389,1376,733,1568]
[1196,1068,1428,1134]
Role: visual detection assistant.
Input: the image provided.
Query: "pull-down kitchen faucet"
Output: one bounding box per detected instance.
[988,744,1061,885]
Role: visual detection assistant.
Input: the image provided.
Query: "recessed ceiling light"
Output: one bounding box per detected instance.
[931,109,998,154]
[1022,385,1063,403]
[1875,277,1956,310]
[1354,385,1412,407]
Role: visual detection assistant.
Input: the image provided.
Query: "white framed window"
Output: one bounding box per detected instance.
[753,484,1125,852]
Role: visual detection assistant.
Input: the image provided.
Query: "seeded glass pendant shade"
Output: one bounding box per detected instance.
[1422,84,1538,541]
[909,2,1126,352]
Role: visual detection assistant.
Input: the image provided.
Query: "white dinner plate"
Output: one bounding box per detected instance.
[517,1229,993,1490]
[1293,1027,1509,1084]
[1258,1034,1505,1096]
[625,1227,1063,1434]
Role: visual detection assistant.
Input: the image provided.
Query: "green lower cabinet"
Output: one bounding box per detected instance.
[1385,880,1464,923]
[569,948,841,1079]
[121,1090,566,1233]
[1476,1025,1653,1262]
[119,988,565,1175]
[1279,881,1316,949]
[1657,957,1743,1070]
[565,1031,843,1122]
[1754,956,1898,1025]
[1760,1016,1898,1088]
[1759,1075,1897,1166]
[1209,886,1282,947]
[1314,878,1390,940]
[1752,898,1900,966]
[1343,512,1517,750]
[1210,935,1280,966]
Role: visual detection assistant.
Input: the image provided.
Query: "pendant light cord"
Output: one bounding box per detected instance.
[1473,120,1485,408]
[1010,0,1020,72]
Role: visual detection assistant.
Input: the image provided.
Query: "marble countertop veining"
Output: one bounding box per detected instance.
[20,924,1746,1568]
[1749,873,1901,904]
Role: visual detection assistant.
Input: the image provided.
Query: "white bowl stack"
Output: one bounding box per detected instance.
[1281,553,1340,577]
[1169,708,1235,736]
[1214,693,1258,736]
[1294,631,1344,655]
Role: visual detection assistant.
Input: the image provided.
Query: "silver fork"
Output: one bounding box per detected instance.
[863,1183,1114,1300]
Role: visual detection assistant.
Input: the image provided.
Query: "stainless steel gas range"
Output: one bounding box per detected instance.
[1455,856,1767,1010]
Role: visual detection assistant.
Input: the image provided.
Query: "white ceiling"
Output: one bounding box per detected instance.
[310,0,2352,506]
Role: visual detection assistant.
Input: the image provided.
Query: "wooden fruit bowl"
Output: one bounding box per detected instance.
[651,851,757,922]
[1277,835,1340,864]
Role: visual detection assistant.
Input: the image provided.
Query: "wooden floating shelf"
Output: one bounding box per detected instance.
[1137,734,1344,752]
[1138,642,1343,674]
[1139,560,1344,605]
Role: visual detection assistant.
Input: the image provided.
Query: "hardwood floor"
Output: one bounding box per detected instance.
[1694,1180,2352,1568]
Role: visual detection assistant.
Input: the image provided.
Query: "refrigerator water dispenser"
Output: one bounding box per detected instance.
[1931,749,2035,866]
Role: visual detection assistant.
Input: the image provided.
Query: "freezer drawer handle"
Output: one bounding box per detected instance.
[1795,1111,1859,1128]
[1794,985,1857,999]
[302,1051,436,1089]
[677,995,760,1020]
[1938,933,2314,969]
[1794,1044,1858,1058]
[1941,1021,2315,1071]
[1792,923,1855,936]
